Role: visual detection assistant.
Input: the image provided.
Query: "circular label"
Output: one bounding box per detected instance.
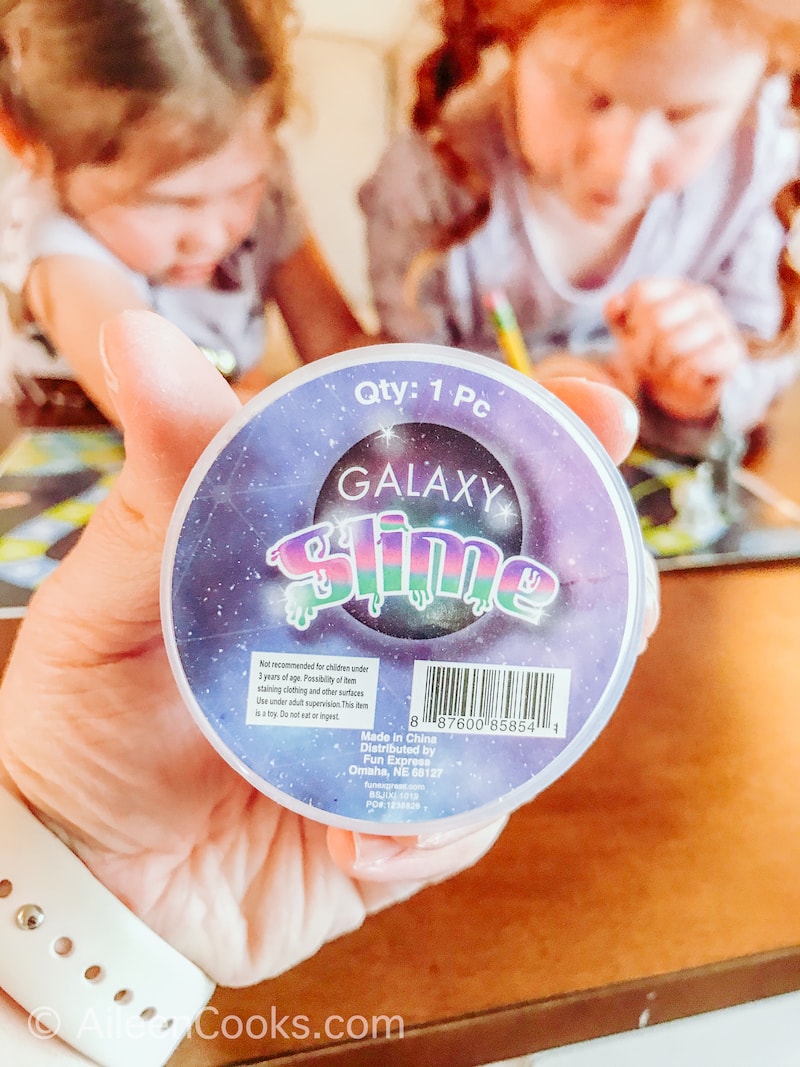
[162,344,645,834]
[314,421,524,638]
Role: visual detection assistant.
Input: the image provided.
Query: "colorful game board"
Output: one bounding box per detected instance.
[0,428,796,621]
[621,446,800,571]
[0,428,124,616]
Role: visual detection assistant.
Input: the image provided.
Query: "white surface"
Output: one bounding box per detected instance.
[296,0,418,45]
[285,34,389,312]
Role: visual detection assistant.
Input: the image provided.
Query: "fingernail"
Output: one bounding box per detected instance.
[98,322,120,395]
[587,381,641,443]
[619,391,641,442]
[416,815,504,849]
[351,834,407,873]
[415,828,470,850]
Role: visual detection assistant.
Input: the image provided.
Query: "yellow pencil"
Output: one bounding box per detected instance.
[483,290,534,377]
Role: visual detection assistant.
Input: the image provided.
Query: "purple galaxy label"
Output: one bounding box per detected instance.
[167,351,643,829]
[266,422,559,638]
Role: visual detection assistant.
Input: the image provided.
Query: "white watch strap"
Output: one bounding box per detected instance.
[0,788,215,1067]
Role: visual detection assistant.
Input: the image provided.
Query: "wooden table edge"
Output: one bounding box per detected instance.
[229,945,800,1067]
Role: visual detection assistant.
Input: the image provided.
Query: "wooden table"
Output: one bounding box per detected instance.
[5,380,800,1067]
[172,381,800,1067]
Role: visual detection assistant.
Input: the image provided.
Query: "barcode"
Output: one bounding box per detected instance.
[409,661,570,737]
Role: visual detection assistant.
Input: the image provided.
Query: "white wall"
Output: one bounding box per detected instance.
[295,0,418,44]
[282,2,433,323]
[284,33,390,318]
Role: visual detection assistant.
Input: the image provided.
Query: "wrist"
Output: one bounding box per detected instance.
[0,788,215,1067]
[637,386,721,458]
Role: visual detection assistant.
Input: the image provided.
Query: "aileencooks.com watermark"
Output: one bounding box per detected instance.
[28,1004,405,1044]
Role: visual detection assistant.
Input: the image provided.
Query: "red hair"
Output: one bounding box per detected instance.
[412,0,800,349]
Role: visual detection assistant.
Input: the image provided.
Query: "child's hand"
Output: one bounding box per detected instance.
[534,351,640,400]
[535,352,618,387]
[606,278,746,421]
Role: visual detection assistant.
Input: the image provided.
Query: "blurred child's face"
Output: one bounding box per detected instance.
[56,105,272,286]
[511,4,767,223]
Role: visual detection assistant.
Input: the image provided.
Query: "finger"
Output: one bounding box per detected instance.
[655,333,744,398]
[604,299,656,372]
[653,320,736,372]
[534,354,618,387]
[649,294,701,332]
[604,292,629,331]
[650,324,721,377]
[646,280,722,325]
[544,378,640,465]
[327,818,507,882]
[627,277,687,305]
[21,311,241,647]
[101,310,241,522]
[607,277,687,326]
[607,278,693,365]
[605,276,684,317]
[665,335,743,379]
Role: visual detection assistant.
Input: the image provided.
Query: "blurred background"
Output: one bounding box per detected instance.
[0,0,438,378]
[285,0,433,321]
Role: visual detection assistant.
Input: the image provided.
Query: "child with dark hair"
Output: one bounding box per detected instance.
[0,0,368,419]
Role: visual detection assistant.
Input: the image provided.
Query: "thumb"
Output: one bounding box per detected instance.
[100,309,242,522]
[326,818,507,882]
[18,311,243,643]
[545,378,639,466]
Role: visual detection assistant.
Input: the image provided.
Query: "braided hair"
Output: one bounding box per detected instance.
[410,0,800,352]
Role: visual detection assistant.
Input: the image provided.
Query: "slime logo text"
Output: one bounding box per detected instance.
[266,510,559,633]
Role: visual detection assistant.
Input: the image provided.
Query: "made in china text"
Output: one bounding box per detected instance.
[266,510,559,632]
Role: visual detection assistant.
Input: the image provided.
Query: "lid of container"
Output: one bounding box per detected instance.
[162,343,646,834]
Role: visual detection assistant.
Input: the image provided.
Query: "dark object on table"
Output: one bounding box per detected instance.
[14,375,110,429]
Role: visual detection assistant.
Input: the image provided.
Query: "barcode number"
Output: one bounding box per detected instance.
[409,661,569,737]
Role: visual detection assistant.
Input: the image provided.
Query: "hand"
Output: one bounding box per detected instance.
[534,351,618,387]
[0,312,657,997]
[606,278,746,421]
[534,351,641,403]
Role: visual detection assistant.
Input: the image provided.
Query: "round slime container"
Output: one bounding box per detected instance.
[162,344,646,834]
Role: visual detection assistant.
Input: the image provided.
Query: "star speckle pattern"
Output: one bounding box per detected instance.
[165,349,644,831]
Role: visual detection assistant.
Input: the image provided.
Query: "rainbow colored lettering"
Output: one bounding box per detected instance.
[266,510,559,632]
